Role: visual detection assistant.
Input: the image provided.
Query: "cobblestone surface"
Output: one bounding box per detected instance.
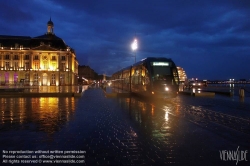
[0,87,249,165]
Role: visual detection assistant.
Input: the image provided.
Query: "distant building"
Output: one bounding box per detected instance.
[0,18,78,86]
[97,74,111,81]
[78,65,98,84]
[177,67,187,82]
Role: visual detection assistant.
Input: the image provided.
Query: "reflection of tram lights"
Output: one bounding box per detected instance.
[165,87,169,91]
[165,112,169,121]
[151,105,155,115]
[152,91,154,94]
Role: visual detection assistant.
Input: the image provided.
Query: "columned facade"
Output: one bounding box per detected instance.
[0,18,78,86]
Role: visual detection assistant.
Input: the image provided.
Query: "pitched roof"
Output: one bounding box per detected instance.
[0,35,31,47]
[0,34,68,50]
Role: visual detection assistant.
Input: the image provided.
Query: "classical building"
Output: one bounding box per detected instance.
[0,18,78,86]
[177,67,187,82]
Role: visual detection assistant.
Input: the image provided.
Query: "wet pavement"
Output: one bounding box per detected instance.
[0,87,250,166]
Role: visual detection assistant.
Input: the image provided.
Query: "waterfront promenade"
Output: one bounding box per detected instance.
[0,86,249,165]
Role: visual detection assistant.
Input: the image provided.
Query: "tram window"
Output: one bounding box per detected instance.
[124,70,129,84]
[153,66,171,75]
[134,69,139,85]
[172,68,179,85]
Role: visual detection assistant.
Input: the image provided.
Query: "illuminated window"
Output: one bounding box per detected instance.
[34,62,39,69]
[172,68,179,85]
[52,56,56,60]
[14,73,18,83]
[60,74,65,85]
[51,73,56,85]
[14,55,18,60]
[5,55,9,60]
[5,62,10,70]
[25,62,29,70]
[52,63,56,70]
[61,63,66,71]
[25,73,30,85]
[14,62,18,70]
[33,73,38,85]
[5,73,9,84]
[43,61,48,70]
[25,55,29,60]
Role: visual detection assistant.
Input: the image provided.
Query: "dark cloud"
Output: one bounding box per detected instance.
[0,0,250,80]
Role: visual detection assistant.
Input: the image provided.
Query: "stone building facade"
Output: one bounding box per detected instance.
[177,66,187,82]
[0,18,78,86]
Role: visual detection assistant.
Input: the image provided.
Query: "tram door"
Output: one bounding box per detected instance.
[42,73,48,86]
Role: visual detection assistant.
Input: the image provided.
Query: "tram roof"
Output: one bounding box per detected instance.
[112,57,174,75]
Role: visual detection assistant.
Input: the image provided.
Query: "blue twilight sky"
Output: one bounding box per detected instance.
[0,0,250,80]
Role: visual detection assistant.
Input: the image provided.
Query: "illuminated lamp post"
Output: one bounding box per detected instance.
[131,38,138,63]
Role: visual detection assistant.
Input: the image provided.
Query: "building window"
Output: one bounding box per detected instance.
[52,63,56,70]
[25,55,29,60]
[61,63,66,71]
[51,73,56,85]
[5,55,10,60]
[5,62,10,70]
[5,73,9,84]
[52,56,56,60]
[34,55,39,60]
[61,56,66,61]
[25,62,29,70]
[34,62,39,70]
[25,73,30,85]
[33,73,38,85]
[43,61,48,70]
[60,74,65,85]
[14,73,18,83]
[14,55,18,60]
[14,62,18,70]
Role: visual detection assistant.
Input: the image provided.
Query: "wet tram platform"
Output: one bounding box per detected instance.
[0,86,249,166]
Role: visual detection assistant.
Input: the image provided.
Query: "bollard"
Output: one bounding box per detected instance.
[239,88,244,98]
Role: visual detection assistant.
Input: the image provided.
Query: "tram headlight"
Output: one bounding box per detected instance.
[165,87,169,91]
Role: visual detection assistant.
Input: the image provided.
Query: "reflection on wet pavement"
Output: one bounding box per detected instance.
[0,97,77,134]
[0,88,249,165]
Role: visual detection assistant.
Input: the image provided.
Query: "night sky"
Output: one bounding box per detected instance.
[1,0,250,80]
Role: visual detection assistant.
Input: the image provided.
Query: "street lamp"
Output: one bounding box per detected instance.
[131,38,138,63]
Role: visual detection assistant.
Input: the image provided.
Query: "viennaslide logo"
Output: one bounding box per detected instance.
[219,146,248,165]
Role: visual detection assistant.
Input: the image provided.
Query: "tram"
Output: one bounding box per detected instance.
[112,57,179,98]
